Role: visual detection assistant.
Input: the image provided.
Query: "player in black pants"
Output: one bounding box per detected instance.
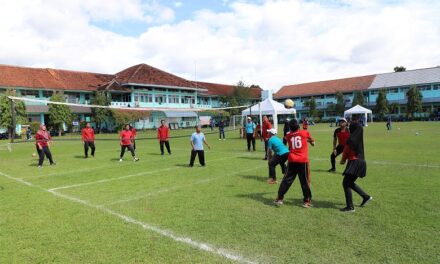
[328,118,349,172]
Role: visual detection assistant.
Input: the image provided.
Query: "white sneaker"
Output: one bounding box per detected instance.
[119,159,123,162]
[134,157,139,162]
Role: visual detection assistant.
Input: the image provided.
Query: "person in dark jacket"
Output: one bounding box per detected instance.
[340,115,372,212]
[219,119,226,140]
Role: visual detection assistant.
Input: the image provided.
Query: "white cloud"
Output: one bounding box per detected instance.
[0,0,439,91]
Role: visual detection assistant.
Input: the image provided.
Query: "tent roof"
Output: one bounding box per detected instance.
[344,104,372,115]
[241,98,296,116]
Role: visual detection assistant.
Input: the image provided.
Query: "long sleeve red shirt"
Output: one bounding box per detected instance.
[157,125,169,140]
[82,128,95,142]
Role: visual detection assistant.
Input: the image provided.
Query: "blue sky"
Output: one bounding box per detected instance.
[1,0,439,90]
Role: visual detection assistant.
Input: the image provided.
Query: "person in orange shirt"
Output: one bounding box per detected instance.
[119,124,139,162]
[262,116,272,160]
[82,122,95,158]
[129,124,137,151]
[157,120,171,155]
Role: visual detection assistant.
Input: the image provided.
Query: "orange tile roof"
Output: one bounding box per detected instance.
[0,64,112,91]
[115,64,199,89]
[197,81,262,98]
[274,75,376,99]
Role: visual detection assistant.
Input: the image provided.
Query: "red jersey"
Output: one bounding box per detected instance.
[334,127,350,146]
[130,128,137,138]
[285,130,314,163]
[302,120,308,130]
[35,131,51,147]
[82,127,95,142]
[157,125,169,140]
[120,130,133,145]
[342,144,358,161]
[262,121,272,140]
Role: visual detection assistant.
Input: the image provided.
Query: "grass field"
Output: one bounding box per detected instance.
[1,122,439,264]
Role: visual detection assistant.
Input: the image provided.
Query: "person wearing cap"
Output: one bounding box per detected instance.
[267,128,289,184]
[328,118,350,172]
[262,116,273,160]
[245,117,256,151]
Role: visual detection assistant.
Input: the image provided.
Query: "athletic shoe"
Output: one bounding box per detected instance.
[134,157,139,162]
[273,199,283,206]
[38,165,42,168]
[161,153,164,155]
[119,159,123,162]
[262,158,268,160]
[302,202,313,208]
[327,168,336,172]
[267,178,277,184]
[360,196,373,207]
[168,152,171,155]
[50,162,56,166]
[340,207,355,212]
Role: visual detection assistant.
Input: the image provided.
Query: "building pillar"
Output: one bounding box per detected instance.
[40,113,45,124]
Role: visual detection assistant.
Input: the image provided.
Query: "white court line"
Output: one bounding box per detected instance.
[48,153,256,192]
[104,165,267,206]
[310,157,440,168]
[0,171,257,264]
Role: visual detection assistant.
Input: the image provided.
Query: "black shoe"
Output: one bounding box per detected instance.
[50,162,56,166]
[360,196,373,207]
[161,153,164,155]
[168,152,171,155]
[340,207,355,212]
[328,168,336,172]
[263,158,267,160]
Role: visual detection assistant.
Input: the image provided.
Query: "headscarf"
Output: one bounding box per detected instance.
[36,125,50,141]
[346,122,365,160]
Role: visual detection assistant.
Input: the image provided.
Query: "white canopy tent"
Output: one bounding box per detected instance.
[241,98,297,131]
[344,104,373,126]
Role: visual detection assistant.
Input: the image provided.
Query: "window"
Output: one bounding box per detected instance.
[42,90,53,97]
[370,90,379,95]
[155,94,166,104]
[433,84,440,90]
[169,95,179,104]
[388,88,398,93]
[417,85,431,91]
[181,96,194,104]
[20,89,40,97]
[84,94,90,101]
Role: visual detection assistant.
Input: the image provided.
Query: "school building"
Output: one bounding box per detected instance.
[274,66,440,120]
[0,63,261,130]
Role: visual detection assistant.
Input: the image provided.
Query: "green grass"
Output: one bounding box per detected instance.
[1,122,439,263]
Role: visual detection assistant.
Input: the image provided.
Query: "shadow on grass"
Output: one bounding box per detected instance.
[236,192,275,206]
[311,169,342,174]
[237,156,264,160]
[237,192,341,209]
[73,155,86,159]
[175,164,190,168]
[239,174,267,183]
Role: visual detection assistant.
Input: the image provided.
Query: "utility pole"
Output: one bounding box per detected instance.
[10,98,16,143]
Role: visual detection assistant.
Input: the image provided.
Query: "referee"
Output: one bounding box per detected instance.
[328,118,349,172]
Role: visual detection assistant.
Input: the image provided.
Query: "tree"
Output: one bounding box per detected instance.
[305,97,317,117]
[352,91,365,107]
[389,103,400,114]
[111,109,148,130]
[394,66,406,72]
[335,92,345,116]
[220,80,255,116]
[92,91,111,132]
[48,91,73,136]
[406,85,423,118]
[375,89,389,120]
[0,89,27,139]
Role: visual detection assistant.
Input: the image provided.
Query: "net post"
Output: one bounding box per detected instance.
[10,98,16,143]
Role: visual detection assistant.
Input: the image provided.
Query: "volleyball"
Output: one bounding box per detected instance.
[284,99,294,109]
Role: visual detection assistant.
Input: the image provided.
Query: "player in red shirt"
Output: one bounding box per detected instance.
[328,118,350,172]
[35,124,55,167]
[262,116,272,160]
[82,122,95,158]
[302,118,308,130]
[274,119,315,208]
[129,124,137,151]
[157,120,171,155]
[340,115,372,212]
[119,124,139,162]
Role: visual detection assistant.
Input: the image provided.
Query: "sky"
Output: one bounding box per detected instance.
[0,0,439,92]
